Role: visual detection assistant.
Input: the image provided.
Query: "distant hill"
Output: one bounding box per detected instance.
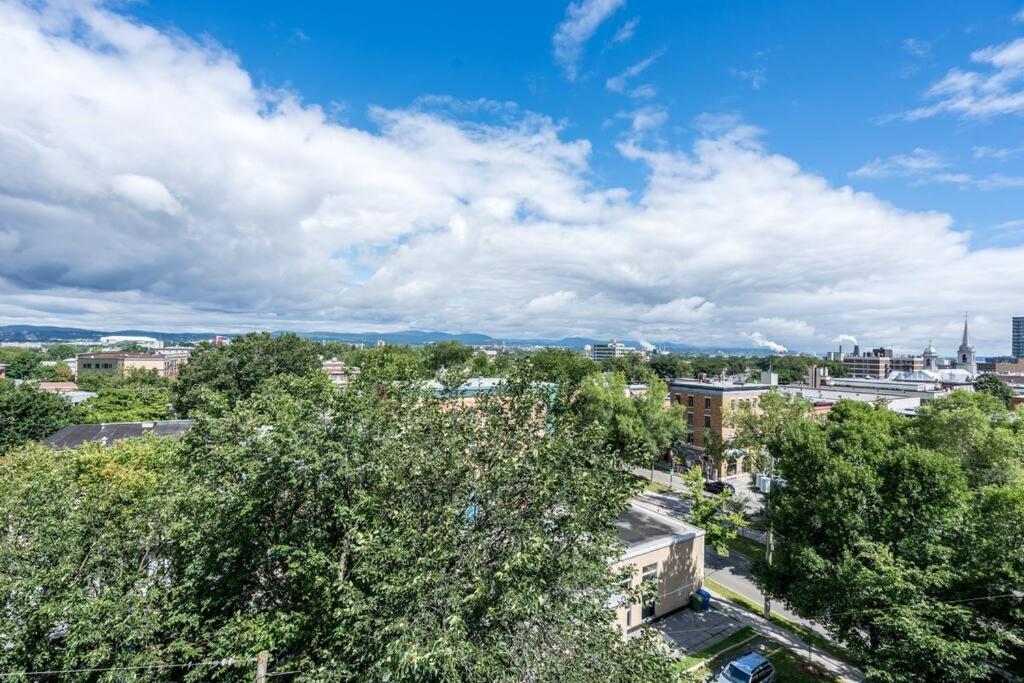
[0,324,772,355]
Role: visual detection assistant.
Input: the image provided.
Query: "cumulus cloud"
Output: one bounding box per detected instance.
[3,1,1024,351]
[552,0,625,81]
[749,332,788,354]
[899,36,1024,120]
[832,334,857,345]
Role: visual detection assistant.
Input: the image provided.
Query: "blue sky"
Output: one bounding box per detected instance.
[1,0,1023,353]
[122,0,1024,239]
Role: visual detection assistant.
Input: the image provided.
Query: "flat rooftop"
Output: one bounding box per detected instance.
[617,502,703,559]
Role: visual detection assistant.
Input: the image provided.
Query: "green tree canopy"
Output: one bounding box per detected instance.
[752,397,1024,682]
[422,340,476,371]
[974,373,1015,409]
[517,348,599,390]
[0,372,675,680]
[173,332,321,416]
[647,354,692,380]
[0,381,77,452]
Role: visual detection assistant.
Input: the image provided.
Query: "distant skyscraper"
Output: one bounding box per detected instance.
[1014,317,1024,358]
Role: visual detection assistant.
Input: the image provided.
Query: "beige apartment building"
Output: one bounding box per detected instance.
[613,502,705,632]
[76,352,169,378]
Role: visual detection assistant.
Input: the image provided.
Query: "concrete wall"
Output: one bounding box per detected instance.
[612,533,705,633]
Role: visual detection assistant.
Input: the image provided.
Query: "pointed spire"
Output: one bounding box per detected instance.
[961,312,971,348]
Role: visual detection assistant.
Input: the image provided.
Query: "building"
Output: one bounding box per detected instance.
[1013,317,1024,359]
[99,335,163,349]
[76,352,168,378]
[43,420,195,450]
[588,340,638,362]
[321,359,361,388]
[841,346,923,378]
[156,348,192,378]
[954,315,977,376]
[0,364,6,380]
[667,373,777,477]
[613,502,705,633]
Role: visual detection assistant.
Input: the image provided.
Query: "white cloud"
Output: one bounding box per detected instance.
[730,67,766,90]
[553,0,625,81]
[606,50,663,97]
[850,148,947,178]
[749,332,788,354]
[3,1,1024,352]
[972,145,1024,159]
[902,38,931,57]
[900,37,1024,120]
[611,17,639,45]
[832,334,858,345]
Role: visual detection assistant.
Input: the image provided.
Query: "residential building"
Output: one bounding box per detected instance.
[587,339,638,362]
[1013,317,1024,359]
[667,373,777,477]
[321,359,361,388]
[43,420,195,450]
[76,352,168,377]
[841,346,924,378]
[156,348,191,377]
[613,502,705,633]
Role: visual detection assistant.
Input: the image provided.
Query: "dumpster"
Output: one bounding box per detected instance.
[696,588,712,610]
[690,592,705,612]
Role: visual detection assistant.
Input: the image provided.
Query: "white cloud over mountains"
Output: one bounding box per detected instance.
[2,1,1024,351]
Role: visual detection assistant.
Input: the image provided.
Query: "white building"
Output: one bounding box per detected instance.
[99,335,164,349]
[588,339,638,362]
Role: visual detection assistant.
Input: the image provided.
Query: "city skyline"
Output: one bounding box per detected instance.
[2,1,1024,352]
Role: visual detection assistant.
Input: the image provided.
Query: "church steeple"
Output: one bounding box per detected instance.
[957,313,976,376]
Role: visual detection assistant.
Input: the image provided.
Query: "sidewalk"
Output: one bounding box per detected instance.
[706,594,864,682]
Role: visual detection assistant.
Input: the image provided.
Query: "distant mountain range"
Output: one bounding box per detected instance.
[0,324,773,355]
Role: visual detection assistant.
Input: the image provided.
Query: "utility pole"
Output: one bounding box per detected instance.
[255,651,269,683]
[763,452,774,620]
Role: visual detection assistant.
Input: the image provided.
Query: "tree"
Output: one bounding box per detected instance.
[0,381,77,452]
[44,343,81,361]
[680,466,745,555]
[423,340,475,371]
[648,354,692,380]
[77,388,173,423]
[574,373,685,468]
[0,348,43,379]
[174,332,321,416]
[974,373,1015,409]
[752,399,1022,682]
[0,371,676,680]
[600,354,654,383]
[518,348,598,390]
[729,388,817,473]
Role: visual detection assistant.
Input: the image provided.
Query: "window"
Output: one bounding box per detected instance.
[687,433,694,444]
[704,415,712,429]
[704,397,712,410]
[687,395,694,407]
[625,607,632,628]
[686,413,693,427]
[642,564,658,581]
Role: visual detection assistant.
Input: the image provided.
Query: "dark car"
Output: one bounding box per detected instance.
[704,480,736,495]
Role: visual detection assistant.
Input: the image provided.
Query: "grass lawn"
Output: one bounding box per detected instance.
[676,625,757,670]
[766,645,840,682]
[703,578,856,667]
[634,474,673,494]
[725,532,766,559]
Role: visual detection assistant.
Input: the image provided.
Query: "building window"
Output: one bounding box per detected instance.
[687,433,694,444]
[687,395,694,407]
[704,415,711,429]
[642,563,658,581]
[625,607,632,628]
[686,413,694,427]
[704,397,712,410]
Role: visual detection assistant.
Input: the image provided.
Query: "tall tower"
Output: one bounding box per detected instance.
[923,341,939,371]
[957,314,976,376]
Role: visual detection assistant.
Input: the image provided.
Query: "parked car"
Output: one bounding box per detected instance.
[703,480,736,495]
[713,651,777,683]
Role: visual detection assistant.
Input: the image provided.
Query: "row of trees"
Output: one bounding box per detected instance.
[738,391,1024,682]
[0,367,678,680]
